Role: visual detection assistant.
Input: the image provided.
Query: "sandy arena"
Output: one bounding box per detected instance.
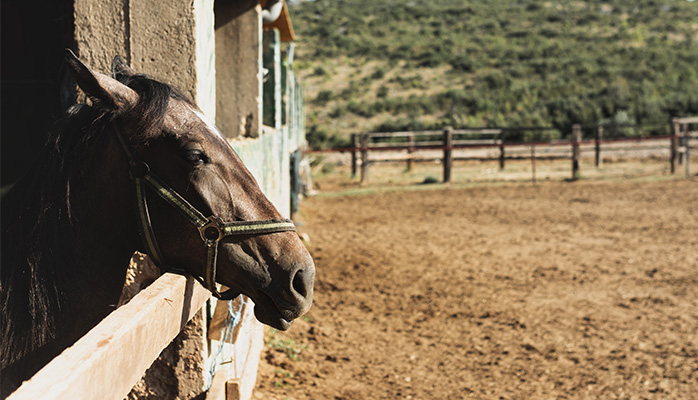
[254,177,697,399]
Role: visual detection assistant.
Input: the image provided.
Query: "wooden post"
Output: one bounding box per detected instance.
[571,124,581,180]
[671,119,679,174]
[686,133,691,179]
[595,125,603,167]
[443,126,453,183]
[499,130,506,170]
[679,123,687,165]
[360,133,369,184]
[406,134,414,171]
[351,133,358,178]
[531,144,536,184]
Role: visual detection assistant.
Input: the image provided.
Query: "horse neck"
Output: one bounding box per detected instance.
[53,136,140,322]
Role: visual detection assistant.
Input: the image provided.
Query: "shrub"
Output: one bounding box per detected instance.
[370,67,386,80]
[314,90,334,105]
[312,65,328,76]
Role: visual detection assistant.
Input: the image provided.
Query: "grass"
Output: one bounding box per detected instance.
[265,329,306,361]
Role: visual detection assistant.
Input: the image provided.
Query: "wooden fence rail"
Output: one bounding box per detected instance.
[7,272,267,400]
[319,119,698,183]
[8,274,209,400]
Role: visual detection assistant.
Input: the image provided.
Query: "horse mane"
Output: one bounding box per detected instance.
[0,73,189,368]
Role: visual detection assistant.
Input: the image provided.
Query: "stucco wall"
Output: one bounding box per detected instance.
[232,128,292,218]
[215,0,263,139]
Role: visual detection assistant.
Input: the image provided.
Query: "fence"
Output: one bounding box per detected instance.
[308,119,697,183]
[7,274,210,400]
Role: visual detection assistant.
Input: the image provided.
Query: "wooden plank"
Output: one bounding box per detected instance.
[671,119,680,174]
[499,131,506,170]
[452,129,502,135]
[674,116,698,124]
[407,135,414,171]
[238,317,265,400]
[360,133,369,184]
[571,124,582,180]
[595,126,603,167]
[208,296,246,344]
[368,130,439,138]
[351,133,358,178]
[531,145,536,184]
[207,365,231,400]
[443,127,453,183]
[8,273,210,400]
[686,135,692,179]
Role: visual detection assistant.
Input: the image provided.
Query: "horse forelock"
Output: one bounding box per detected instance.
[117,74,195,142]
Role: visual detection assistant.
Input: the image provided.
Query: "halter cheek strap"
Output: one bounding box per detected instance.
[115,130,297,300]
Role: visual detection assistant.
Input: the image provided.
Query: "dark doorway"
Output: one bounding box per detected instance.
[1,0,75,187]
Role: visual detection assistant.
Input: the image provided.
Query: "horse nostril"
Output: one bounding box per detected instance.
[292,268,309,298]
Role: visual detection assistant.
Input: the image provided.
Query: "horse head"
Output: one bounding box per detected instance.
[66,51,314,330]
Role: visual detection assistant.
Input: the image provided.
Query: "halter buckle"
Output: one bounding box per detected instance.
[198,216,224,242]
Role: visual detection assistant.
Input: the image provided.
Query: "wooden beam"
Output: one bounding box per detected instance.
[499,131,506,170]
[7,274,210,400]
[360,133,370,185]
[443,127,453,183]
[571,124,582,180]
[351,133,358,178]
[595,125,603,168]
[671,119,680,174]
[674,116,698,124]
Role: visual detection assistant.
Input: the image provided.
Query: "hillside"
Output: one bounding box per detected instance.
[287,0,698,147]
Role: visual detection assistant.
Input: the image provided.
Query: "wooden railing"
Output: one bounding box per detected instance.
[7,274,209,400]
[307,118,698,182]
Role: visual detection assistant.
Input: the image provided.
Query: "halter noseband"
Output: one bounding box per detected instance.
[114,128,297,300]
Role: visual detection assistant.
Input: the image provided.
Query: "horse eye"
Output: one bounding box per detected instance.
[184,149,208,165]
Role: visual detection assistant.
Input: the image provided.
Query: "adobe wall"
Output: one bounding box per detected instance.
[215,0,263,139]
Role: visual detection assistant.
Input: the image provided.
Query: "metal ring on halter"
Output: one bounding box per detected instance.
[198,216,224,242]
[128,159,150,180]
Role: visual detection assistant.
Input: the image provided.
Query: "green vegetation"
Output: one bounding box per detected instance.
[266,329,306,361]
[289,0,698,148]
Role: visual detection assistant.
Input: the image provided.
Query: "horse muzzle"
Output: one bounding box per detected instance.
[253,255,315,330]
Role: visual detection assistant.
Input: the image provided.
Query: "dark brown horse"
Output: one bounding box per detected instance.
[0,51,314,396]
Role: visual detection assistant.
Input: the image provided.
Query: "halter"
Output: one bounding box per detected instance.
[114,128,297,300]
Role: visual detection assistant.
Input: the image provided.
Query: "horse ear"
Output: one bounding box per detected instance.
[65,49,138,109]
[112,55,136,80]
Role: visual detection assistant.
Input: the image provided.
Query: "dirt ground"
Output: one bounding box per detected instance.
[254,169,697,399]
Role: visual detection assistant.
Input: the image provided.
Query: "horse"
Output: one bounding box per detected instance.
[0,51,315,396]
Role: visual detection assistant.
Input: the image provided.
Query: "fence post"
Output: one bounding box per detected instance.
[443,126,453,183]
[351,133,358,178]
[595,125,603,168]
[499,130,506,170]
[407,134,414,171]
[571,124,581,180]
[360,133,369,184]
[531,144,536,184]
[671,119,679,174]
[679,123,687,165]
[686,133,691,179]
